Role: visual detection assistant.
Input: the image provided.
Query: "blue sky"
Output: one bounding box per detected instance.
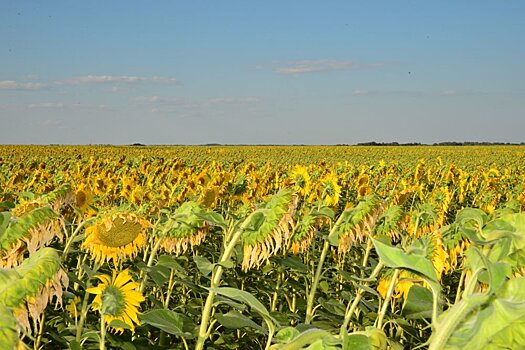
[1,1,524,144]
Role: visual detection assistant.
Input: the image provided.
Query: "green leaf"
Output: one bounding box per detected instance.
[147,264,171,286]
[372,238,438,282]
[430,277,525,350]
[194,256,214,277]
[196,211,228,230]
[217,260,234,269]
[273,326,300,344]
[0,206,56,253]
[0,306,19,350]
[156,255,184,271]
[140,309,193,337]
[109,319,131,330]
[344,328,388,350]
[275,328,335,350]
[68,340,82,350]
[402,285,433,319]
[344,334,372,350]
[275,256,308,274]
[312,207,335,220]
[0,201,15,210]
[0,212,11,235]
[215,310,266,333]
[209,287,272,321]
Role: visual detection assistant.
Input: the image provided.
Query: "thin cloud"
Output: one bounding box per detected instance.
[273,60,388,75]
[0,80,47,90]
[38,119,68,129]
[27,102,65,109]
[208,97,260,105]
[56,75,178,85]
[352,89,374,96]
[440,89,458,96]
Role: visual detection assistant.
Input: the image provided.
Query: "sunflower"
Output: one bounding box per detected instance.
[86,269,144,333]
[74,183,94,214]
[158,202,208,256]
[198,185,219,208]
[319,173,341,207]
[290,165,312,198]
[83,212,149,266]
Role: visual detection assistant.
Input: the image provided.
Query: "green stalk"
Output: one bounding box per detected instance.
[340,260,384,335]
[75,290,91,342]
[34,313,45,350]
[195,227,244,350]
[428,294,489,350]
[305,211,347,325]
[376,268,400,329]
[305,240,330,324]
[139,237,163,293]
[99,316,106,350]
[455,269,467,304]
[62,218,93,260]
[263,317,276,350]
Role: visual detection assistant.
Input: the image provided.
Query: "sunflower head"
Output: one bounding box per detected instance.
[198,185,219,209]
[241,190,296,271]
[13,198,42,217]
[290,166,312,198]
[74,184,94,213]
[83,212,149,266]
[319,173,341,207]
[86,269,145,333]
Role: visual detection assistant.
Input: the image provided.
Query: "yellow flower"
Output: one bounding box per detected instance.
[86,269,145,333]
[290,166,312,197]
[74,183,94,213]
[319,173,341,207]
[377,271,415,301]
[83,212,149,265]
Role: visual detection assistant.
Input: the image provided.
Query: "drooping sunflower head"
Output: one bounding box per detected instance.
[289,212,317,255]
[198,185,220,209]
[74,183,94,213]
[83,212,149,266]
[336,195,381,255]
[158,201,209,256]
[12,198,41,217]
[241,190,296,271]
[86,269,145,333]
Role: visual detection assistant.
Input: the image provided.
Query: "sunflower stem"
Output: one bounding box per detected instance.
[305,210,346,325]
[63,218,93,260]
[139,237,163,293]
[305,239,330,324]
[376,268,401,329]
[195,226,243,350]
[34,312,45,350]
[76,290,91,342]
[340,254,384,337]
[100,316,106,350]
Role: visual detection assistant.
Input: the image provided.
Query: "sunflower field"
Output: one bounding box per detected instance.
[2,145,525,350]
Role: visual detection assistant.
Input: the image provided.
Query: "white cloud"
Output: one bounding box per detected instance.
[440,89,458,96]
[0,80,46,90]
[273,60,389,75]
[56,75,178,85]
[27,102,65,109]
[39,119,67,129]
[352,89,372,96]
[208,97,260,105]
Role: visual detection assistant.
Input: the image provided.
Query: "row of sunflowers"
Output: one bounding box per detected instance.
[1,145,525,349]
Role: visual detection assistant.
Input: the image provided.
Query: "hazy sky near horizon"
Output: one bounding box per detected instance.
[1,1,524,145]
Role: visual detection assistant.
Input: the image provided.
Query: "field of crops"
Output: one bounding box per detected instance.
[2,145,525,350]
